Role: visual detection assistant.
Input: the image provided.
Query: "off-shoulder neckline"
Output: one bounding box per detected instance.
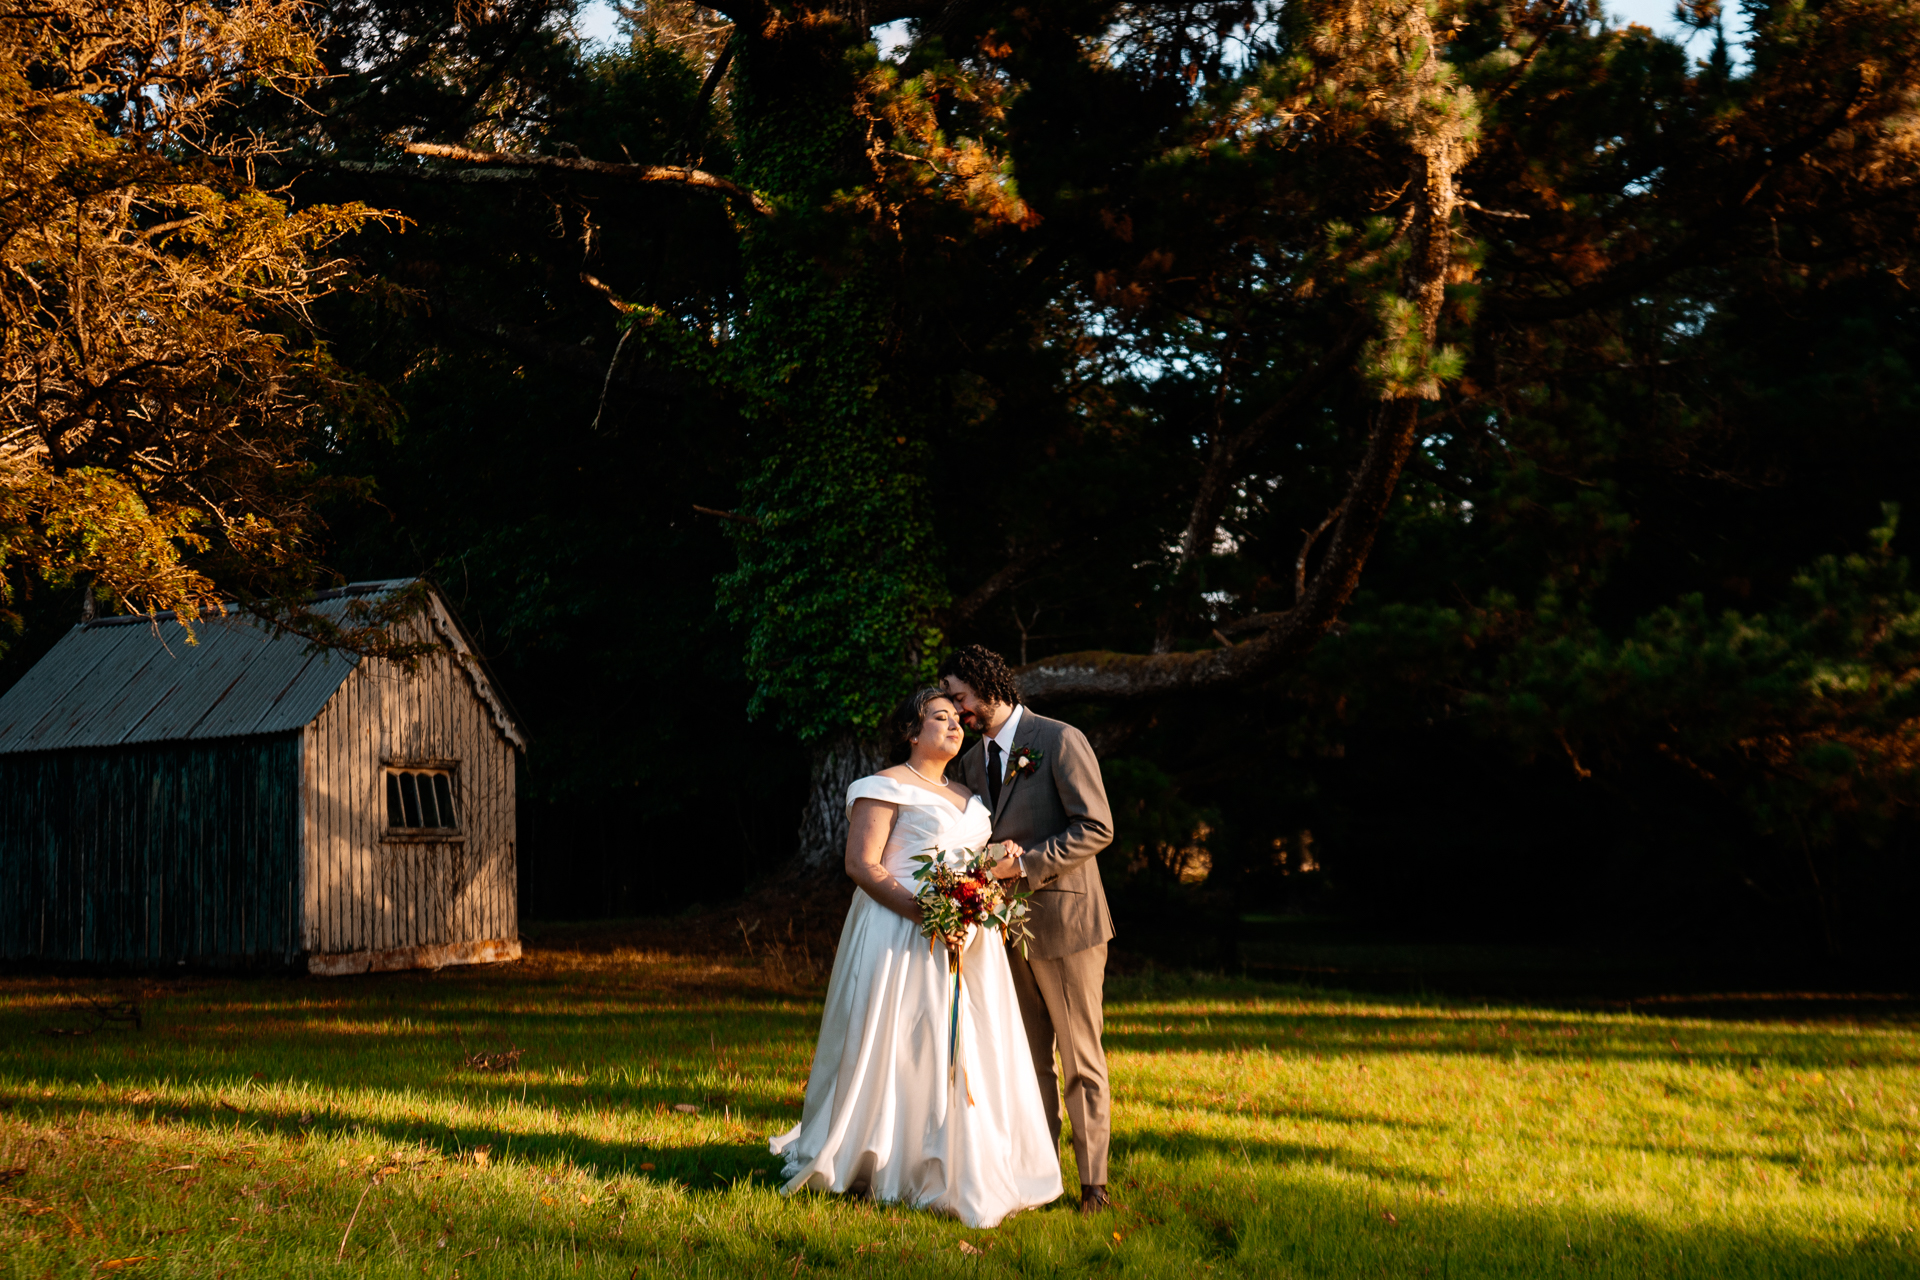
[847,774,983,818]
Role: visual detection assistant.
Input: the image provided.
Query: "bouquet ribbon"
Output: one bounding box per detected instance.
[937,927,972,1104]
[911,843,1034,1107]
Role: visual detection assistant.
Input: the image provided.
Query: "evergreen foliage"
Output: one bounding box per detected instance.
[12,0,1912,950]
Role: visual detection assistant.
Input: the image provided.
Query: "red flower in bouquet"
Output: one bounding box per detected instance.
[909,844,1032,960]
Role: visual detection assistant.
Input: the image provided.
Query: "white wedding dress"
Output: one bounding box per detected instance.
[769,776,1063,1227]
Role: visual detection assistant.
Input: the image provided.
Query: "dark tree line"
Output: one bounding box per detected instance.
[6,0,1920,964]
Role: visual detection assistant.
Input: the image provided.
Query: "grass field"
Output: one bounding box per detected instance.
[1,930,1917,1278]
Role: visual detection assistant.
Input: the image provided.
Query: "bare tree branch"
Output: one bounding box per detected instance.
[1018,398,1423,702]
[945,540,1064,627]
[1151,323,1366,651]
[692,503,762,526]
[400,142,775,215]
[317,158,541,185]
[1295,500,1347,605]
[677,29,737,160]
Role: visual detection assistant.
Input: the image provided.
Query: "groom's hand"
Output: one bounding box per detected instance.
[990,842,1024,881]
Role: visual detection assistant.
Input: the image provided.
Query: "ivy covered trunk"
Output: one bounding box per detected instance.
[720,9,947,870]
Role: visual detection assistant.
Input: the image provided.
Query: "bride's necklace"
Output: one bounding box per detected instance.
[906,761,950,788]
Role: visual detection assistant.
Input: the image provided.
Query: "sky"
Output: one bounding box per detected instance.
[572,3,1746,68]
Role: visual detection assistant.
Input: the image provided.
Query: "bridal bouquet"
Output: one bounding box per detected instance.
[909,844,1034,961]
[909,845,1033,1093]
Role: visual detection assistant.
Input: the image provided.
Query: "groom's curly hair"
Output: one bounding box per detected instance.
[937,643,1021,708]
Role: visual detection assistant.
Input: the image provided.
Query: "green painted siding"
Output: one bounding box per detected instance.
[0,735,301,966]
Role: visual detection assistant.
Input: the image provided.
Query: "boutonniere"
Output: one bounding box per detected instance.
[1006,745,1044,782]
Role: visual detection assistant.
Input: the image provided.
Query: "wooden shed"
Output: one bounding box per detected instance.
[0,580,526,974]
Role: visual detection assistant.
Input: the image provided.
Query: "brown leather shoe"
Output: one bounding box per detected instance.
[1078,1184,1111,1215]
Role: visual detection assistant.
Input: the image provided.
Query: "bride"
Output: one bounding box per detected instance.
[770,688,1063,1227]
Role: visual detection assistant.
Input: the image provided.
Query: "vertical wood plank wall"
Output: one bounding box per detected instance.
[0,738,301,964]
[302,641,517,954]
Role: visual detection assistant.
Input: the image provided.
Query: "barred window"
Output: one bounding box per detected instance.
[386,768,459,832]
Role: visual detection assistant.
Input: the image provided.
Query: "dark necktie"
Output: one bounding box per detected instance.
[987,740,1003,809]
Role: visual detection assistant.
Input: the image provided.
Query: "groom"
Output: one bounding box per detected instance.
[940,644,1116,1215]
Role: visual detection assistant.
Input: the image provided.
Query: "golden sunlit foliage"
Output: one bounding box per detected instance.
[0,0,392,626]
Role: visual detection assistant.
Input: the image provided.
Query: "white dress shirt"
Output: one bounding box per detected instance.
[985,703,1026,875]
[986,703,1025,770]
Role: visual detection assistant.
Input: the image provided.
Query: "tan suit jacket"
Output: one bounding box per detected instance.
[959,709,1114,960]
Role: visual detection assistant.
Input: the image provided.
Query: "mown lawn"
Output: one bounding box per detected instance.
[1,935,1916,1278]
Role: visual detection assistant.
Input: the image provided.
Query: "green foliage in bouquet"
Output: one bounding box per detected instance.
[909,848,1034,959]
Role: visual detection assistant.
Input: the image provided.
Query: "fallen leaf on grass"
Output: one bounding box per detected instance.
[1381,1210,1399,1225]
[0,1167,26,1189]
[123,1090,156,1105]
[97,1257,157,1270]
[638,1164,655,1172]
[958,1241,983,1255]
[673,1104,699,1114]
[1112,1232,1123,1243]
[468,1148,491,1168]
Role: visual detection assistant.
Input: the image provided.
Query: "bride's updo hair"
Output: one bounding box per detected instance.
[886,687,955,765]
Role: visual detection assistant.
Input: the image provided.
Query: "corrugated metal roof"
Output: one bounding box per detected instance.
[0,580,512,755]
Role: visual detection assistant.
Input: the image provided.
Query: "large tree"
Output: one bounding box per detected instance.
[284,0,1920,951]
[359,0,1495,853]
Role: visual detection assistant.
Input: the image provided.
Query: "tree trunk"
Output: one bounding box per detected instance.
[795,731,887,871]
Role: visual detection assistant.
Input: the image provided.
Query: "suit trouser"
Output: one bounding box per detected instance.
[1007,941,1110,1187]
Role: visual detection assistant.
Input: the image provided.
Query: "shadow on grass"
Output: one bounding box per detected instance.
[7,1085,1914,1280]
[9,967,1914,1104]
[1103,1004,1920,1068]
[1117,1127,1447,1190]
[0,1085,790,1190]
[3,964,1919,1277]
